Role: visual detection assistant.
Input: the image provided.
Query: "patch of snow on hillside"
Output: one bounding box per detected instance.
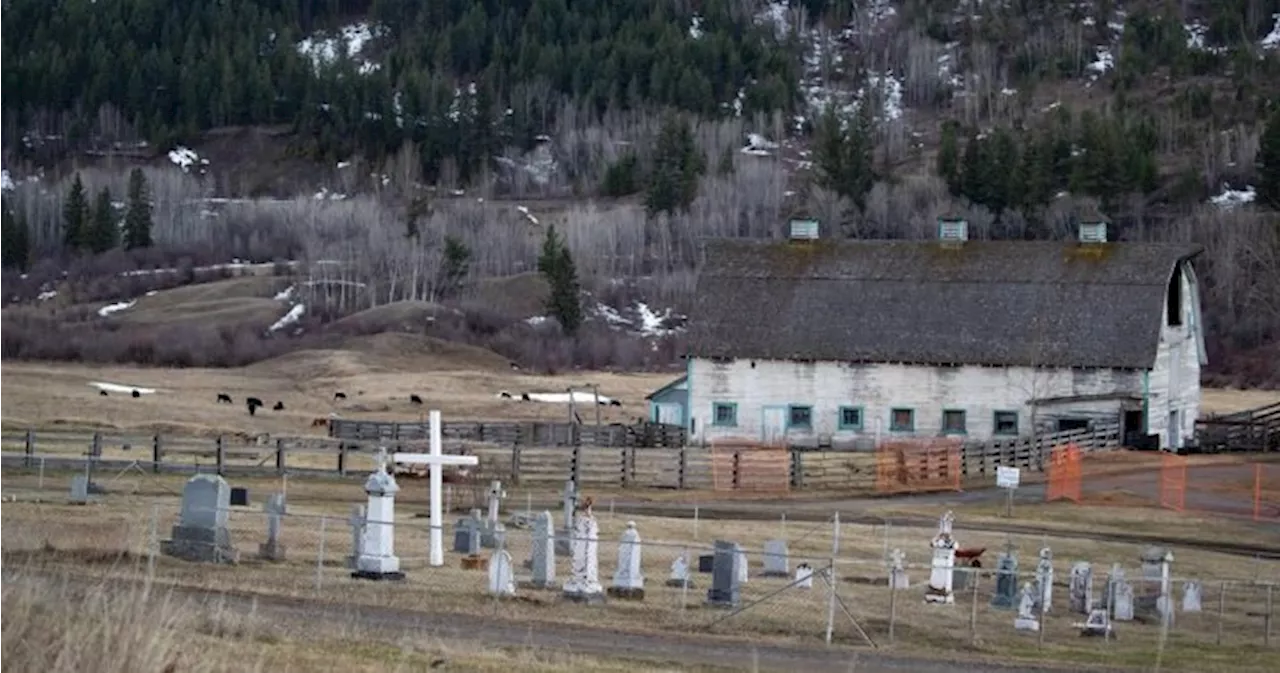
[689,15,704,39]
[270,303,306,332]
[515,205,539,225]
[755,1,792,40]
[168,147,209,173]
[1,169,12,191]
[89,381,157,395]
[274,285,295,301]
[866,72,904,120]
[297,22,382,73]
[1264,14,1280,50]
[742,133,778,156]
[38,290,57,301]
[98,299,136,317]
[636,303,684,337]
[1086,47,1114,76]
[1210,184,1255,210]
[525,315,550,327]
[313,187,347,201]
[594,303,630,327]
[496,390,615,405]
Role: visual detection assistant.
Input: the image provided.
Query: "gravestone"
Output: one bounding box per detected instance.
[705,540,742,608]
[488,549,516,597]
[1015,581,1041,632]
[351,449,405,581]
[257,492,287,561]
[736,550,750,585]
[889,548,909,590]
[453,512,482,555]
[1104,564,1125,612]
[761,539,790,577]
[561,506,605,603]
[1137,546,1174,623]
[69,474,91,505]
[481,480,507,549]
[1034,547,1054,614]
[230,487,249,507]
[1069,561,1094,614]
[667,555,694,588]
[1182,580,1202,613]
[161,474,238,564]
[698,554,715,573]
[525,511,557,589]
[608,521,645,600]
[556,480,578,556]
[346,505,366,569]
[795,563,814,589]
[1080,608,1114,638]
[1113,580,1135,621]
[925,511,957,604]
[990,548,1019,609]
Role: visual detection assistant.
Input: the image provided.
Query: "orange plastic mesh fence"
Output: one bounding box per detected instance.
[1159,453,1188,512]
[1255,464,1280,523]
[1045,443,1082,503]
[709,440,791,493]
[874,437,962,494]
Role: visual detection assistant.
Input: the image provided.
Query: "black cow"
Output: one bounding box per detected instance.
[217,393,233,404]
[521,392,532,402]
[99,390,109,397]
[272,401,285,411]
[246,397,264,416]
[609,399,622,407]
[131,389,141,398]
[409,394,423,405]
[334,392,347,401]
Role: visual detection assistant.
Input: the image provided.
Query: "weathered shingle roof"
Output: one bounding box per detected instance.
[688,239,1203,369]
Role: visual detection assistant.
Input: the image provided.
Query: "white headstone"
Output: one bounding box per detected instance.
[889,548,909,589]
[1015,581,1041,631]
[1113,580,1135,621]
[352,450,404,579]
[1069,561,1093,614]
[795,563,814,589]
[529,510,556,588]
[562,508,604,602]
[489,549,516,596]
[762,539,789,577]
[667,555,693,588]
[736,549,750,584]
[486,480,505,526]
[1080,608,1113,637]
[69,474,90,504]
[1182,580,1202,613]
[611,521,644,592]
[392,411,479,567]
[258,492,287,561]
[925,517,957,604]
[1035,547,1054,614]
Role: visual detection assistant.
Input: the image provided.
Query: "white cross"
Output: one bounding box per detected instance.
[393,410,479,567]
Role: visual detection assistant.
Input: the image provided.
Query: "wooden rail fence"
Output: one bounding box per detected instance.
[1194,402,1280,454]
[328,419,686,448]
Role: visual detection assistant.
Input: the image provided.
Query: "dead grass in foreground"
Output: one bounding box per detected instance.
[0,571,718,673]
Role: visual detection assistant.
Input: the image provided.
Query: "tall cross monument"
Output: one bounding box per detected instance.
[393,410,480,566]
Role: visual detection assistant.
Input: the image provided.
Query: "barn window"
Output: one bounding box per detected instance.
[993,411,1019,435]
[890,408,915,432]
[712,402,738,427]
[788,405,813,430]
[838,406,864,430]
[942,409,967,434]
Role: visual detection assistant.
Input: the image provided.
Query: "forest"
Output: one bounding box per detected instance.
[2,1,1279,385]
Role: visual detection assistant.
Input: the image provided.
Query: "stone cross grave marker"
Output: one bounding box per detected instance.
[1138,546,1174,623]
[562,504,605,603]
[392,410,479,567]
[705,540,742,608]
[762,539,789,577]
[481,480,507,549]
[795,562,814,590]
[1015,581,1041,632]
[990,547,1018,610]
[526,511,557,589]
[925,511,957,604]
[557,480,578,556]
[453,509,482,556]
[1079,608,1113,638]
[1182,580,1202,613]
[351,448,405,581]
[667,555,694,588]
[889,548,909,590]
[257,492,287,561]
[1069,561,1093,614]
[1034,547,1054,614]
[608,521,645,600]
[347,505,366,569]
[488,549,516,597]
[162,474,237,564]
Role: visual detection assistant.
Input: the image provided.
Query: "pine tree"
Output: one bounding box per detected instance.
[438,235,471,297]
[123,168,153,249]
[88,187,118,253]
[813,103,875,209]
[645,115,706,216]
[1,205,30,271]
[63,172,89,251]
[1257,106,1280,210]
[537,225,582,335]
[937,121,962,197]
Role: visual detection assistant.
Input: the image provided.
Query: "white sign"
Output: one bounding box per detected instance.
[997,466,1021,489]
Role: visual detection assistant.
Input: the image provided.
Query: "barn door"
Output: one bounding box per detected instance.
[761,406,787,444]
[656,403,683,426]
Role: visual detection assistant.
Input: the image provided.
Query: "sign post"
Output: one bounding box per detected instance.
[996,466,1021,518]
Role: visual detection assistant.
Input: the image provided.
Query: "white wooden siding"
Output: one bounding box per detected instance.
[688,358,1144,446]
[1146,261,1203,449]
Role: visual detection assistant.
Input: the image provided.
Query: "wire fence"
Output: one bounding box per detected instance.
[3,465,1280,665]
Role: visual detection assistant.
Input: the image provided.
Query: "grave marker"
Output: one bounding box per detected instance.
[1069,561,1093,614]
[889,548,909,590]
[488,549,516,597]
[925,511,957,604]
[608,521,645,600]
[562,503,605,603]
[795,563,814,590]
[761,539,790,577]
[1078,608,1114,638]
[350,448,405,581]
[392,411,479,567]
[1182,580,1202,613]
[736,549,749,585]
[705,540,742,608]
[257,492,287,561]
[1113,579,1135,621]
[161,474,237,564]
[990,546,1019,610]
[1015,581,1041,632]
[481,480,508,549]
[1034,547,1054,613]
[526,511,557,589]
[667,555,694,588]
[69,474,90,505]
[1137,546,1174,623]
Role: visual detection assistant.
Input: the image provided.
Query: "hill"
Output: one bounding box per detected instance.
[1,1,1279,386]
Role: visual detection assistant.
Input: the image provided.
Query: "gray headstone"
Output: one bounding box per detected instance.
[453,516,481,555]
[889,548,909,590]
[229,486,249,507]
[161,474,237,564]
[257,492,287,561]
[1182,581,1202,613]
[69,474,90,505]
[1104,564,1125,611]
[1034,547,1054,614]
[1113,581,1135,621]
[1137,547,1173,622]
[608,521,645,600]
[1069,561,1094,614]
[528,511,557,589]
[761,539,789,577]
[1014,581,1040,632]
[705,540,742,608]
[990,552,1019,609]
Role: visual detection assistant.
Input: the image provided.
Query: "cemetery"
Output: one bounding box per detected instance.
[2,411,1279,672]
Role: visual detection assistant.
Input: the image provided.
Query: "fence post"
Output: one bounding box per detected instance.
[888,565,898,644]
[732,450,741,490]
[571,443,581,485]
[969,568,980,646]
[23,429,33,468]
[215,436,225,476]
[315,515,327,592]
[275,438,286,475]
[337,444,347,476]
[678,445,688,489]
[1218,580,1227,645]
[146,503,158,594]
[510,445,521,485]
[825,511,841,644]
[151,434,162,473]
[620,446,629,488]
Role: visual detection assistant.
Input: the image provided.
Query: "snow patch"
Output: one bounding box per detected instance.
[689,15,704,40]
[297,22,383,73]
[1210,184,1255,210]
[1086,47,1114,76]
[515,205,539,225]
[89,381,157,395]
[37,290,57,301]
[1263,14,1280,50]
[97,299,136,317]
[742,133,779,156]
[524,315,550,326]
[269,303,306,332]
[168,147,209,174]
[1,169,13,191]
[636,302,683,337]
[496,390,615,405]
[274,285,295,302]
[313,187,348,201]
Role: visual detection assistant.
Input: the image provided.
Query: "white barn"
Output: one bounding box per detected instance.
[684,220,1206,450]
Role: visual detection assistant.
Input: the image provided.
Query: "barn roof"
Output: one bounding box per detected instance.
[688,239,1204,369]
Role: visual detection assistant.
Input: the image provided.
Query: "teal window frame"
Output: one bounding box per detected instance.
[941,409,967,435]
[787,405,813,430]
[838,406,864,431]
[889,407,915,432]
[993,410,1020,436]
[711,402,738,427]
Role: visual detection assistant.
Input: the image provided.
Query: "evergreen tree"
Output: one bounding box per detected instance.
[62,172,89,251]
[813,104,875,209]
[1257,106,1280,210]
[123,168,153,250]
[1,205,30,271]
[645,116,706,216]
[537,225,582,335]
[937,121,962,197]
[88,187,118,253]
[438,235,471,297]
[601,153,641,197]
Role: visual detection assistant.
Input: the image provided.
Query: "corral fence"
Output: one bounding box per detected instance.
[1195,402,1280,454]
[327,418,687,448]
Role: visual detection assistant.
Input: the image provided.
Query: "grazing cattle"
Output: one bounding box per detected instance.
[217,393,233,404]
[246,397,264,416]
[99,390,109,397]
[521,392,531,402]
[334,392,347,401]
[272,401,285,411]
[499,391,513,399]
[131,389,141,398]
[609,399,622,407]
[409,394,423,405]
[310,417,329,428]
